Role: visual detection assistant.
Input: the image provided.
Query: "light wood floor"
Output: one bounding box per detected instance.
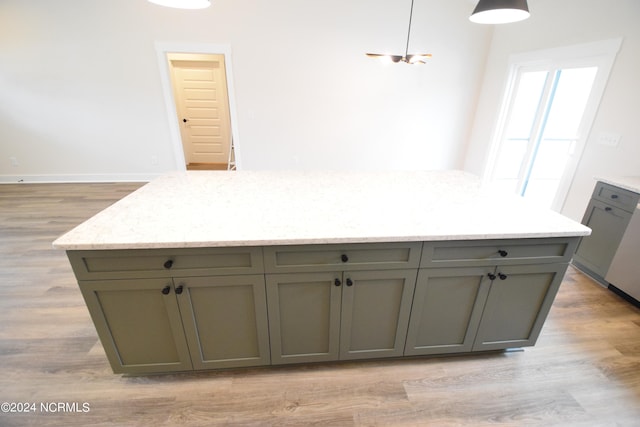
[187,163,228,171]
[1,183,639,426]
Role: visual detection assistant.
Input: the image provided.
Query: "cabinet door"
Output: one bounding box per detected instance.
[340,269,417,360]
[573,199,632,278]
[79,279,193,374]
[404,267,492,356]
[175,275,270,370]
[266,272,342,364]
[472,263,568,351]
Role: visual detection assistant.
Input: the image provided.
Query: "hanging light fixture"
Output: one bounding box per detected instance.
[469,0,530,24]
[148,0,211,9]
[366,0,432,64]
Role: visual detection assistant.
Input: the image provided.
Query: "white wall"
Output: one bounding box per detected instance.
[465,0,640,220]
[0,0,491,182]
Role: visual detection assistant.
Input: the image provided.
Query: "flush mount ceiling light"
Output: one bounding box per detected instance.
[148,0,211,9]
[366,0,432,64]
[469,0,530,24]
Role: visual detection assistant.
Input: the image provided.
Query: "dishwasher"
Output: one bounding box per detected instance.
[606,202,640,306]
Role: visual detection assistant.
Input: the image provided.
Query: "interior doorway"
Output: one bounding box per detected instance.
[168,53,233,170]
[155,43,240,171]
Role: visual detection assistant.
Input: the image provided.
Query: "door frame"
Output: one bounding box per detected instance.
[482,38,622,211]
[155,42,241,170]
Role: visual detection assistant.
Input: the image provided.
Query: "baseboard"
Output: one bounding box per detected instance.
[0,173,162,184]
[570,260,609,288]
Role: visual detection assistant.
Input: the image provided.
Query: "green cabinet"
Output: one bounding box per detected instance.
[408,239,579,355]
[573,181,639,279]
[71,248,270,374]
[68,238,580,374]
[266,269,417,364]
[175,275,270,370]
[404,267,492,356]
[471,263,567,351]
[265,272,342,364]
[79,278,193,374]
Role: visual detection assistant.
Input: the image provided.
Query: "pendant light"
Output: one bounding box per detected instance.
[366,0,432,64]
[469,0,530,24]
[148,0,211,9]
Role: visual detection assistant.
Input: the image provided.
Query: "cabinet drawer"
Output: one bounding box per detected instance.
[593,182,640,213]
[68,247,264,280]
[421,238,579,268]
[263,242,422,273]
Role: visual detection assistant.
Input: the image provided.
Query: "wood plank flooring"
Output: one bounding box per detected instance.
[1,182,639,426]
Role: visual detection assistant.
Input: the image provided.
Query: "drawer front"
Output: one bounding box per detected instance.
[421,238,579,268]
[593,182,640,213]
[68,247,264,280]
[263,242,422,273]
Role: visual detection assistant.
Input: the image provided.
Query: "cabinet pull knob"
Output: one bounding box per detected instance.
[346,278,353,287]
[161,285,171,295]
[498,250,508,257]
[334,278,341,287]
[163,259,174,269]
[488,273,496,280]
[611,194,619,199]
[341,254,349,263]
[498,273,507,280]
[175,284,184,295]
[605,207,613,212]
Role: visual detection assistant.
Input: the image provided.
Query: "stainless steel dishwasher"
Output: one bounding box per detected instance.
[606,202,640,305]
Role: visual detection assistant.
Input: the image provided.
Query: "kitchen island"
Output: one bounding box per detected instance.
[53,170,590,374]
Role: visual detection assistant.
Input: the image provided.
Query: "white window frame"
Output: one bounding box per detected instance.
[483,38,622,211]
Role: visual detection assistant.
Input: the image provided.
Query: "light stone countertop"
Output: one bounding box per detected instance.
[595,176,640,195]
[52,170,591,250]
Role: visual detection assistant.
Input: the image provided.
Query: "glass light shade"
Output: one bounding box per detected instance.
[366,53,431,65]
[470,0,529,24]
[407,54,432,64]
[148,0,211,9]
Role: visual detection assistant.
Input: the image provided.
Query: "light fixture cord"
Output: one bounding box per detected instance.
[404,0,415,58]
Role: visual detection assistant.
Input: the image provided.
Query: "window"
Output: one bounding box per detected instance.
[486,39,622,211]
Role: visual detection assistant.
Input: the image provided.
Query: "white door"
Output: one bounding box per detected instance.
[486,39,622,211]
[168,53,231,166]
[491,65,598,209]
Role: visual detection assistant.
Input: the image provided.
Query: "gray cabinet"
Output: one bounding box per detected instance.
[266,269,417,364]
[573,182,639,279]
[71,248,270,374]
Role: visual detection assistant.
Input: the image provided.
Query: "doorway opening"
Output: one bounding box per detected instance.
[155,43,240,171]
[485,39,622,212]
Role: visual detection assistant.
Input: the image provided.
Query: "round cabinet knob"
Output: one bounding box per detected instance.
[183,118,188,123]
[175,284,184,295]
[605,207,613,212]
[161,285,171,295]
[487,273,497,281]
[498,250,508,257]
[346,278,353,287]
[341,254,349,263]
[334,278,342,287]
[163,259,174,269]
[498,273,508,280]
